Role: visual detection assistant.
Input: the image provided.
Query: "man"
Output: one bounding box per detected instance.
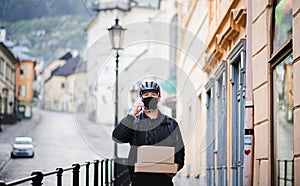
[112,80,185,186]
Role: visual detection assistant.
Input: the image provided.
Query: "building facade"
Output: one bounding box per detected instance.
[15,59,36,119]
[85,0,178,128]
[43,56,87,113]
[175,0,208,185]
[0,43,16,117]
[252,0,296,185]
[177,0,299,185]
[41,52,71,109]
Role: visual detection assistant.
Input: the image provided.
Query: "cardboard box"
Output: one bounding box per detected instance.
[137,145,174,164]
[134,162,178,174]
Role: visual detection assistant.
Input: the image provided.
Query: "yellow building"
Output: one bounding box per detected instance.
[177,0,298,185]
[175,0,208,185]
[43,55,87,112]
[41,52,70,108]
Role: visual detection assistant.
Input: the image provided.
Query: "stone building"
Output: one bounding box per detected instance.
[177,0,299,185]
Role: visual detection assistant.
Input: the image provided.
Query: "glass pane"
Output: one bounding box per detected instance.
[273,0,292,51]
[273,54,294,185]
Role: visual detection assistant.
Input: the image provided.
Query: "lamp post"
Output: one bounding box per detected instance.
[108,18,126,159]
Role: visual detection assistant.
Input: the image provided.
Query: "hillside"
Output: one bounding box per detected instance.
[0,0,95,65]
[0,0,94,22]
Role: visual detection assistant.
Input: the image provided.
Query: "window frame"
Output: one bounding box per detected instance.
[214,60,228,185]
[20,65,26,75]
[270,0,293,55]
[228,38,246,186]
[205,77,215,186]
[269,40,293,186]
[270,0,293,183]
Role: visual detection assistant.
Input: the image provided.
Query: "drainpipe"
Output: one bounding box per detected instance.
[243,0,254,185]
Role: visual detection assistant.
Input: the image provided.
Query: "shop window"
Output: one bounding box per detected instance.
[273,0,292,52]
[272,53,294,185]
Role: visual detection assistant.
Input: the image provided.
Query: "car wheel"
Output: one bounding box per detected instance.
[31,153,34,158]
[11,152,15,158]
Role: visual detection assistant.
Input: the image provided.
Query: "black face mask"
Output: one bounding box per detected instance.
[142,97,158,110]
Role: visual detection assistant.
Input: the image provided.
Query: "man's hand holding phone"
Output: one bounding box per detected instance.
[130,98,144,117]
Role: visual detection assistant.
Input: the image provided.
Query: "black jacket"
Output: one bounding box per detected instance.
[112,111,185,180]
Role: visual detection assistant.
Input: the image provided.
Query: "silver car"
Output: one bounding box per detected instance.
[11,137,35,158]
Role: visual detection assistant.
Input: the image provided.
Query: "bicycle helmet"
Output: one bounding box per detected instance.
[139,80,161,97]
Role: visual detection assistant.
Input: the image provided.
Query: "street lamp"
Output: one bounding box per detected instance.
[108,18,126,159]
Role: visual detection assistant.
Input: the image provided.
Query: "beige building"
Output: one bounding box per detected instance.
[177,0,299,185]
[0,42,16,116]
[175,0,208,185]
[41,52,70,108]
[43,55,87,112]
[252,0,297,185]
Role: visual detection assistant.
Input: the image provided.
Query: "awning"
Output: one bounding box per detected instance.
[159,76,176,94]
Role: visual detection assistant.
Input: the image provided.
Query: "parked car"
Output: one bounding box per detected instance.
[11,137,34,158]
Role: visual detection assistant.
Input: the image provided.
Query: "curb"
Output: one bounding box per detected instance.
[0,155,10,172]
[0,145,10,171]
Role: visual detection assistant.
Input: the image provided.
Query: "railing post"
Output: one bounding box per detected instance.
[110,159,113,185]
[0,180,6,186]
[94,160,99,186]
[86,161,90,186]
[284,160,287,186]
[292,160,294,185]
[101,160,104,186]
[31,171,43,186]
[72,163,80,186]
[105,159,109,186]
[56,168,63,186]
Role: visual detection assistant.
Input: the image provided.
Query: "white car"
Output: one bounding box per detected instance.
[11,137,35,158]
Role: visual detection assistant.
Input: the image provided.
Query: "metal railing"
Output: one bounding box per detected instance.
[0,159,119,186]
[277,159,294,186]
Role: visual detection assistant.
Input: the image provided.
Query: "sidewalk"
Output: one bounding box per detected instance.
[0,143,11,171]
[173,173,205,186]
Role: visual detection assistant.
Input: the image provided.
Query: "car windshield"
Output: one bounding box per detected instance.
[15,141,32,145]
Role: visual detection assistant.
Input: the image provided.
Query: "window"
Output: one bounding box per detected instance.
[271,0,293,184]
[229,39,246,186]
[20,65,26,75]
[273,0,292,52]
[11,69,15,84]
[18,85,26,97]
[61,83,65,89]
[214,61,227,185]
[272,54,294,185]
[205,78,215,186]
[6,66,10,81]
[0,57,4,75]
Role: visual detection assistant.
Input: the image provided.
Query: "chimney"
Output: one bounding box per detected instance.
[0,27,6,42]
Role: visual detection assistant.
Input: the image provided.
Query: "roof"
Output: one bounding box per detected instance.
[0,42,18,64]
[51,56,86,77]
[11,46,35,61]
[159,76,176,94]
